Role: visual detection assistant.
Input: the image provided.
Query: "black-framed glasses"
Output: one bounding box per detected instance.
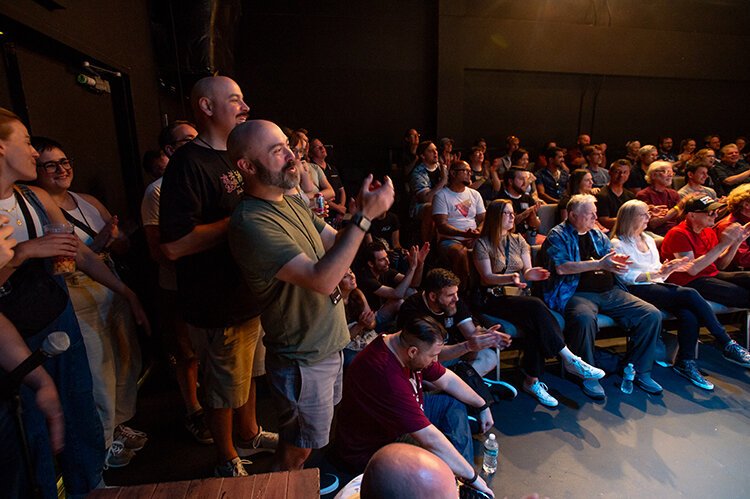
[39,158,73,174]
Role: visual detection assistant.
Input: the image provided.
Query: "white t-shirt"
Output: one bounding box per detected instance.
[140,177,177,290]
[432,186,485,239]
[611,234,664,285]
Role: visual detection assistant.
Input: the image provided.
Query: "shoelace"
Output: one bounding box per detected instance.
[117,425,147,438]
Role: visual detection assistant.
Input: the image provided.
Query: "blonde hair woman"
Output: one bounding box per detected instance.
[612,199,748,389]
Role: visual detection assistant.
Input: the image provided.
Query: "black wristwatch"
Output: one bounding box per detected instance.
[350,212,372,233]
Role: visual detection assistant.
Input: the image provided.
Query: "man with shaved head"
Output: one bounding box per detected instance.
[335,443,462,499]
[227,119,394,471]
[159,76,276,477]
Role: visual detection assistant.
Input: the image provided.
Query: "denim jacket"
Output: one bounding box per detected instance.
[541,221,626,312]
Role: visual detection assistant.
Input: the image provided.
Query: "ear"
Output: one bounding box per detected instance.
[236,157,256,176]
[164,145,175,157]
[427,290,437,302]
[406,345,419,360]
[198,96,213,116]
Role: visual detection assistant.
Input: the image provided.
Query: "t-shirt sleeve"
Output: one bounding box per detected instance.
[454,300,472,326]
[474,238,490,260]
[159,158,205,243]
[422,361,447,382]
[140,182,160,227]
[431,189,448,216]
[661,230,694,260]
[229,210,305,282]
[473,190,486,215]
[410,168,431,194]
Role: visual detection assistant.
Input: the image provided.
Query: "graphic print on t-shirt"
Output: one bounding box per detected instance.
[454,199,471,217]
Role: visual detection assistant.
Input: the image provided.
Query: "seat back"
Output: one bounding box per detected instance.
[537,204,557,235]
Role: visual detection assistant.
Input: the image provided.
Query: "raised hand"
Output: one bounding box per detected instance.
[358,175,395,220]
[417,242,430,263]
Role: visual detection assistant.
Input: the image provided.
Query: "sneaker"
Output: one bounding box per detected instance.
[185,409,213,445]
[635,374,663,395]
[236,426,279,458]
[113,425,148,451]
[523,380,558,407]
[483,379,518,401]
[105,441,135,469]
[582,379,606,400]
[564,355,605,380]
[723,340,750,368]
[214,456,250,477]
[673,360,714,391]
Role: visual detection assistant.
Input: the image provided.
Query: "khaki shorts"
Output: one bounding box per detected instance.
[188,316,265,409]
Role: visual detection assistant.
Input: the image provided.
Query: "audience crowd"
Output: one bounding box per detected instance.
[2,75,750,498]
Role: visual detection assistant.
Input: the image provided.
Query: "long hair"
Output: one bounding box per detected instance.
[611,199,648,240]
[480,199,514,250]
[567,168,591,196]
[0,108,21,141]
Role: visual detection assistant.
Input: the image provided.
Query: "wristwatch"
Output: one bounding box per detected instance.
[350,212,372,233]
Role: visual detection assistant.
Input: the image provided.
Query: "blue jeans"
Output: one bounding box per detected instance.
[564,289,661,374]
[1,301,105,498]
[424,393,473,463]
[628,283,731,360]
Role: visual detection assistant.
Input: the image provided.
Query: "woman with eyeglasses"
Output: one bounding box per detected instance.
[612,199,750,389]
[32,136,151,469]
[472,199,604,407]
[0,108,148,497]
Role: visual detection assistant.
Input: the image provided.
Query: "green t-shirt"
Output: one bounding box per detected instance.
[229,194,349,364]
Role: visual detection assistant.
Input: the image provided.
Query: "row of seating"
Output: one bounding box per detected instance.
[476,203,750,373]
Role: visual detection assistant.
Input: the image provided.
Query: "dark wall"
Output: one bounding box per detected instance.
[0,0,164,221]
[235,0,437,187]
[438,0,750,156]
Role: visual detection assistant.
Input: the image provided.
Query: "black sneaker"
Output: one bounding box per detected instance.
[723,340,750,368]
[673,360,714,391]
[483,379,517,401]
[185,409,213,445]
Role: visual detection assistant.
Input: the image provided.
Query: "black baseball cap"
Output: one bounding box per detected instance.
[684,195,725,214]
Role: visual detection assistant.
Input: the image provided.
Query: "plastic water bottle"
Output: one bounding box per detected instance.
[621,363,635,394]
[482,433,498,474]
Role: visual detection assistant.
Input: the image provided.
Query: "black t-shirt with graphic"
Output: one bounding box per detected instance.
[160,141,259,328]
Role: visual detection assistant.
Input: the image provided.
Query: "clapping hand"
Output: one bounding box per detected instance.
[659,257,690,277]
[524,266,550,282]
[599,250,631,274]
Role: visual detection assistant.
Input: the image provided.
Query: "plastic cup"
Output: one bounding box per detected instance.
[43,223,76,275]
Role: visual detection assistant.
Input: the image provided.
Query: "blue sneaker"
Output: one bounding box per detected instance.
[673,360,714,391]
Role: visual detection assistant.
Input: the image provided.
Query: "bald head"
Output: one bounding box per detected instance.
[360,444,458,499]
[228,119,280,164]
[189,76,249,139]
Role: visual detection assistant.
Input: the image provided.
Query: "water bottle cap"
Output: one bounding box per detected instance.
[488,434,496,440]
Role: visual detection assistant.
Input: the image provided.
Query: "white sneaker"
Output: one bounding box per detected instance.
[564,355,605,380]
[214,456,250,477]
[523,380,558,407]
[236,426,279,458]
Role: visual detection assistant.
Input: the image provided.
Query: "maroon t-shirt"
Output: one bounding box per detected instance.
[334,335,447,471]
[636,186,681,235]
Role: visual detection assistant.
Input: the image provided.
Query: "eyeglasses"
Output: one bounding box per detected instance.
[451,168,471,173]
[503,211,515,217]
[39,158,73,174]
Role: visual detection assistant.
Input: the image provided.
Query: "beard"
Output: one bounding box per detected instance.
[255,159,300,190]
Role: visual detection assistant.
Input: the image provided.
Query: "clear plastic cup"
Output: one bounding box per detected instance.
[43,223,77,275]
